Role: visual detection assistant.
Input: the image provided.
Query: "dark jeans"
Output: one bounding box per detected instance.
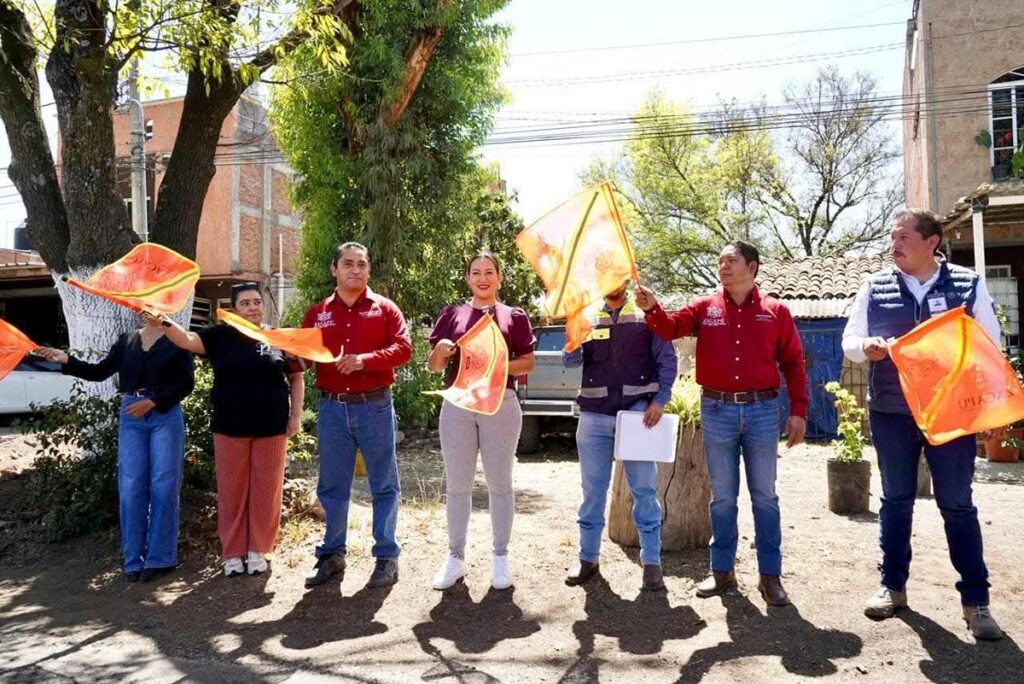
[870,410,990,606]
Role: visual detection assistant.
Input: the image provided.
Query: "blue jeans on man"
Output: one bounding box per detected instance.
[316,391,401,560]
[700,396,782,575]
[576,400,662,566]
[869,410,989,606]
[118,396,186,572]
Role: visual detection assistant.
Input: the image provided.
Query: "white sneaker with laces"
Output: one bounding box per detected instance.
[432,555,468,590]
[246,551,269,575]
[223,557,245,577]
[491,554,513,590]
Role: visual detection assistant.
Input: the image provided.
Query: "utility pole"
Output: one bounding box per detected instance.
[128,59,148,242]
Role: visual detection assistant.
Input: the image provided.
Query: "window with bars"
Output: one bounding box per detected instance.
[989,68,1024,168]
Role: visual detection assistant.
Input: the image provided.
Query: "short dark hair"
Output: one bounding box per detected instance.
[895,209,943,251]
[230,282,261,307]
[722,240,760,277]
[333,241,369,266]
[466,251,501,276]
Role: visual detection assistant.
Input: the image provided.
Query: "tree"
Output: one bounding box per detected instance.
[273,0,536,325]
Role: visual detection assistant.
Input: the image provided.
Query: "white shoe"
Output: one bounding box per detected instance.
[491,555,513,590]
[223,557,245,577]
[432,555,468,590]
[246,551,268,575]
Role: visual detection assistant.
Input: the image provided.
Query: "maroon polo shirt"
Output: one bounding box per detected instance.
[428,302,536,390]
[644,286,809,418]
[301,287,412,394]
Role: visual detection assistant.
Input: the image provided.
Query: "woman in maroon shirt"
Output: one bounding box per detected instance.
[427,252,536,591]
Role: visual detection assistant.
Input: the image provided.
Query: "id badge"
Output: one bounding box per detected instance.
[927,293,948,314]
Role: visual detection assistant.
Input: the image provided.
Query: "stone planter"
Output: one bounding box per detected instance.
[827,458,871,515]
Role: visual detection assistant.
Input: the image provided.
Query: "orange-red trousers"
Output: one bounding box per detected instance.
[213,433,287,559]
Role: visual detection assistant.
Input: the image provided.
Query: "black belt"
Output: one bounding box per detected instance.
[320,388,388,404]
[702,388,778,404]
[121,389,151,398]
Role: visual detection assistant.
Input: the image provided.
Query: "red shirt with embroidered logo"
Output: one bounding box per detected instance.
[644,286,809,418]
[301,287,412,394]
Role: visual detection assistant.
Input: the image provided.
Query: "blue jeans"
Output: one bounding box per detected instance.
[576,402,662,566]
[700,396,782,575]
[316,391,400,560]
[118,397,186,573]
[869,410,990,606]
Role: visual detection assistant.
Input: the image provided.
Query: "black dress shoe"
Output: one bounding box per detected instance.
[304,553,346,588]
[139,565,177,583]
[366,559,399,589]
[124,571,142,583]
[565,560,600,586]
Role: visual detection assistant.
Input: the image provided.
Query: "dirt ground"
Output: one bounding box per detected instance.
[2,430,1024,683]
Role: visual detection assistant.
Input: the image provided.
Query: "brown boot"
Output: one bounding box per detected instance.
[758,575,789,606]
[695,571,737,598]
[565,560,600,586]
[642,564,666,592]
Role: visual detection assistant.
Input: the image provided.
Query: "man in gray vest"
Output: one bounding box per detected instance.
[842,209,1003,640]
[563,281,678,592]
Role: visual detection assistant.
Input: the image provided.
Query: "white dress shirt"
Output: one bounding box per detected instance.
[842,266,1002,363]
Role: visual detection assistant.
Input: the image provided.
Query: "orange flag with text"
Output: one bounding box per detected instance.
[427,314,509,415]
[515,182,638,352]
[0,319,39,382]
[216,308,337,363]
[66,243,200,315]
[889,306,1024,445]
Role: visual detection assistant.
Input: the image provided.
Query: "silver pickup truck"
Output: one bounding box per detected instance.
[516,325,581,453]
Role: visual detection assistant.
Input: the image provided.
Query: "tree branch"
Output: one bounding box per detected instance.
[380,0,453,127]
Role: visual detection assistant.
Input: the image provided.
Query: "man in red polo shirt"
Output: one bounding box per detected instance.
[301,242,412,590]
[635,240,808,606]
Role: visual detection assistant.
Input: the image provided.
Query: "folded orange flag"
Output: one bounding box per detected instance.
[66,243,200,315]
[427,314,509,415]
[889,306,1024,445]
[216,308,337,363]
[0,318,39,382]
[516,182,638,352]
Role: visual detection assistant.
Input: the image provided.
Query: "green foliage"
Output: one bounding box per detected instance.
[182,359,216,490]
[392,328,443,429]
[664,373,702,426]
[1011,146,1024,180]
[825,381,866,463]
[975,129,993,148]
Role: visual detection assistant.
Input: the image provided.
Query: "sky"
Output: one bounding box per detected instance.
[0,0,915,245]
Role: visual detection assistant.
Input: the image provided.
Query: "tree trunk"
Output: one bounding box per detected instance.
[608,423,712,551]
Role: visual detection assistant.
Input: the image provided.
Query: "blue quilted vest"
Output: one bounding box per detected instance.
[578,298,660,416]
[866,263,979,414]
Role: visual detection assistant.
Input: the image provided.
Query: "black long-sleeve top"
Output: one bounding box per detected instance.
[63,331,195,412]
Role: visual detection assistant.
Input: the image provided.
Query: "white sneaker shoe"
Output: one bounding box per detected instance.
[432,555,468,590]
[491,554,513,590]
[223,557,245,577]
[246,551,268,575]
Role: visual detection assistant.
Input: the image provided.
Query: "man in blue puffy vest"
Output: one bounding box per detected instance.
[563,281,678,592]
[842,208,1003,640]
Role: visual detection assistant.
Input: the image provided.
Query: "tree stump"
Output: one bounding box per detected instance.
[608,423,712,550]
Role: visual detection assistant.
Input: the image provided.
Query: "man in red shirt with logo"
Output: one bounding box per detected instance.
[301,242,412,590]
[635,240,808,606]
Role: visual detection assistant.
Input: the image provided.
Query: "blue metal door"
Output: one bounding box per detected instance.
[777,319,844,441]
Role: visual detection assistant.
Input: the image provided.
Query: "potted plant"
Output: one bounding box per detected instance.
[981,315,1023,462]
[977,129,1013,180]
[824,382,871,515]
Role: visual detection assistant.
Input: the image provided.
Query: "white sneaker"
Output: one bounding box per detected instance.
[491,555,513,590]
[246,551,268,575]
[223,557,245,577]
[432,555,468,590]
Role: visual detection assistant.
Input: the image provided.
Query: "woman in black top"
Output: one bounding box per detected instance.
[159,283,304,577]
[38,317,194,583]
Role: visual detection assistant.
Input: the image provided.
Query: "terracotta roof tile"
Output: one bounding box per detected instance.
[758,253,893,314]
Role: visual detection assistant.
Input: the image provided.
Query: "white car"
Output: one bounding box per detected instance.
[0,358,77,414]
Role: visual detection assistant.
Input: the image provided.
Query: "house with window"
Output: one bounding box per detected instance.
[903,0,1024,349]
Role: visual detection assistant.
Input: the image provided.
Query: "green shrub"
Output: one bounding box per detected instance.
[664,373,702,426]
[825,381,866,463]
[392,328,442,430]
[182,359,215,490]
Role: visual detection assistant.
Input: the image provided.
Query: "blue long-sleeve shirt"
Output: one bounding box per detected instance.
[563,304,677,407]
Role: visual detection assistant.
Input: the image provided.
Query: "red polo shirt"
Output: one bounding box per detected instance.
[301,288,412,394]
[644,287,809,418]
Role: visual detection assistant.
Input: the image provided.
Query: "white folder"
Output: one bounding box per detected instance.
[613,410,679,463]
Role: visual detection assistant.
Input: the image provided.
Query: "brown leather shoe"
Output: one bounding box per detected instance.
[565,560,600,586]
[758,574,789,606]
[695,571,737,598]
[642,564,666,592]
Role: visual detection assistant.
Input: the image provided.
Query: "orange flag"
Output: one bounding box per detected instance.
[427,314,509,415]
[216,308,337,363]
[66,243,200,315]
[0,319,39,382]
[889,306,1024,445]
[516,182,637,352]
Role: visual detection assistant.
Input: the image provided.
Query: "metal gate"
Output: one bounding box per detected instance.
[778,319,846,442]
